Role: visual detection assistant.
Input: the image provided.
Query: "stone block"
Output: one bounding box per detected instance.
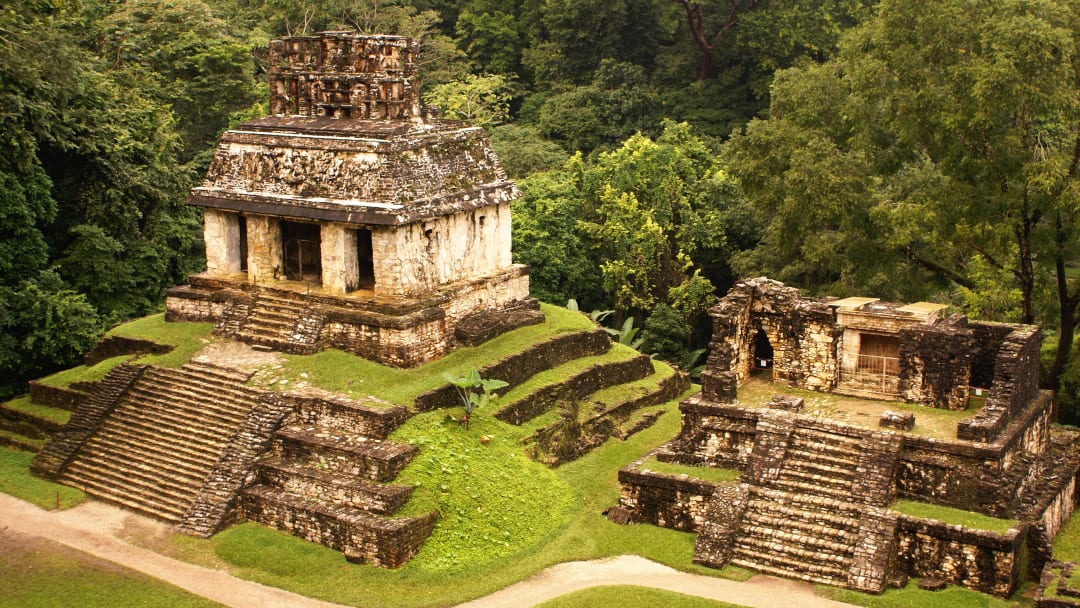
[880,410,915,431]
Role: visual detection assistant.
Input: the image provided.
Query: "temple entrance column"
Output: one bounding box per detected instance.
[247,214,283,284]
[320,222,359,293]
[203,209,243,275]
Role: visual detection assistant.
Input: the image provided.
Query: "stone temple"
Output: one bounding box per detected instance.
[165,32,535,366]
[29,32,543,567]
[612,277,1080,597]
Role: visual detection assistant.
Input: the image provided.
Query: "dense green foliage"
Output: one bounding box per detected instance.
[3,0,1080,413]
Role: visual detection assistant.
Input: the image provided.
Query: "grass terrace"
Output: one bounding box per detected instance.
[636,456,742,484]
[736,375,975,440]
[270,303,596,406]
[36,314,215,388]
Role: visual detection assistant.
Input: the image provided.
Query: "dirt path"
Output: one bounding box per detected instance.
[0,493,855,608]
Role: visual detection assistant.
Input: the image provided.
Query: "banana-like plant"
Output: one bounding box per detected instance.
[443,369,509,431]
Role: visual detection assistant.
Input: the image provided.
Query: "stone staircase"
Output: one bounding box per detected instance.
[770,426,864,499]
[238,398,437,568]
[694,412,901,593]
[230,291,324,354]
[54,362,259,522]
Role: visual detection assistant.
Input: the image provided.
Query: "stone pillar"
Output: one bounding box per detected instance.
[203,209,242,275]
[247,214,282,285]
[321,223,359,294]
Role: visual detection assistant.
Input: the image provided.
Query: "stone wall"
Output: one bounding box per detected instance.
[667,396,759,468]
[245,214,282,284]
[897,315,974,410]
[28,382,89,411]
[268,34,420,120]
[895,515,1025,597]
[969,322,1016,389]
[284,393,409,439]
[83,335,173,366]
[321,222,360,294]
[958,323,1044,443]
[203,208,243,275]
[495,355,654,425]
[167,265,530,368]
[201,129,507,210]
[896,391,1053,517]
[238,486,438,568]
[373,204,513,298]
[164,285,230,323]
[414,328,611,410]
[616,456,724,532]
[702,278,838,398]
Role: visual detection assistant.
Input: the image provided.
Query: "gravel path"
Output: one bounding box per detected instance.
[0,493,856,608]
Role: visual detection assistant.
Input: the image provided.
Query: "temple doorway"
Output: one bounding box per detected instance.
[752,329,774,375]
[238,215,248,273]
[282,221,321,282]
[357,229,374,289]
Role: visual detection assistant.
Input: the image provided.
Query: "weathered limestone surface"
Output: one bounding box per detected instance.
[203,209,243,274]
[897,315,973,410]
[321,222,359,293]
[246,214,282,284]
[692,483,750,566]
[617,460,723,532]
[374,204,513,297]
[896,515,1024,597]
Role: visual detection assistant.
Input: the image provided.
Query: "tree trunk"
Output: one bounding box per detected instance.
[1048,210,1080,390]
[672,0,712,82]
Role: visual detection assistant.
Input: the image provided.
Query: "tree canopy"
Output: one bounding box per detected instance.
[3,0,1080,412]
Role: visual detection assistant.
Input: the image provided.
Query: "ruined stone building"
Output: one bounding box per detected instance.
[165,32,534,366]
[30,32,540,567]
[614,278,1080,597]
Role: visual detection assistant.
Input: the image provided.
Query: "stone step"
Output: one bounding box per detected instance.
[781,455,858,479]
[106,403,237,447]
[742,507,859,543]
[255,458,413,515]
[252,304,300,319]
[784,447,860,470]
[245,315,296,331]
[179,362,255,384]
[775,467,855,493]
[142,371,261,407]
[58,470,191,522]
[729,555,848,586]
[792,426,864,449]
[61,455,203,509]
[81,433,218,480]
[733,538,853,575]
[120,389,250,433]
[738,524,856,561]
[131,378,257,412]
[789,435,863,462]
[275,426,417,482]
[749,487,862,519]
[126,376,255,412]
[769,477,855,500]
[239,484,437,568]
[256,294,305,310]
[100,411,232,459]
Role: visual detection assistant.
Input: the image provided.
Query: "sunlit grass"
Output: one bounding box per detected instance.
[0,447,85,510]
[891,500,1018,534]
